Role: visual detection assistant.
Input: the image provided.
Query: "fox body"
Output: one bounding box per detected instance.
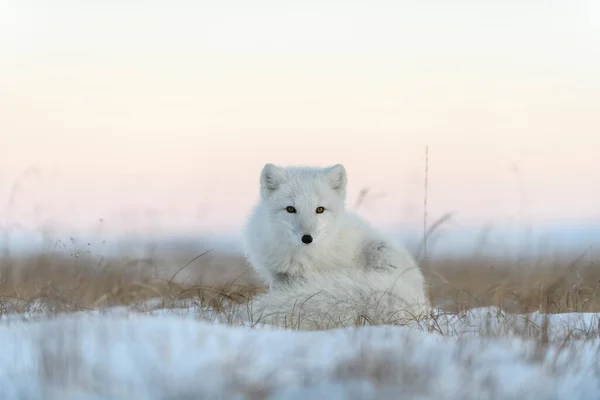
[243,163,429,329]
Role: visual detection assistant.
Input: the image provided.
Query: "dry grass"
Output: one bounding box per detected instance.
[2,241,600,398]
[1,244,598,321]
[0,250,265,316]
[423,254,600,314]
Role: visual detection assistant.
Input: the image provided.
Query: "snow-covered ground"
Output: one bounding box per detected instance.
[1,305,599,399]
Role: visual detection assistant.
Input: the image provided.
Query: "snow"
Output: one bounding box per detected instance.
[430,307,600,341]
[0,306,599,399]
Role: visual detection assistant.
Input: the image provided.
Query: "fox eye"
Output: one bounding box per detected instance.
[286,206,296,213]
[316,207,325,214]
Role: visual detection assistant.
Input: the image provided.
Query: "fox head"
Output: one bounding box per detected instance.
[259,163,347,247]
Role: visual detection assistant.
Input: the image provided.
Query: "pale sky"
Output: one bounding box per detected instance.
[1,0,599,239]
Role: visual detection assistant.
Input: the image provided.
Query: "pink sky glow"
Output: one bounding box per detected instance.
[1,1,599,238]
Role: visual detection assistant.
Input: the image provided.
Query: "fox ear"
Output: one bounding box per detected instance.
[324,164,347,194]
[260,163,286,198]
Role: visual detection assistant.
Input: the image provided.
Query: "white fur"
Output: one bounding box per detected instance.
[243,163,429,330]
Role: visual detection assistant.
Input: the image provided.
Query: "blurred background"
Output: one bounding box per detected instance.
[1,0,599,262]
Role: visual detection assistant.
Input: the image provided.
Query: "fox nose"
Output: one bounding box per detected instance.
[301,234,313,244]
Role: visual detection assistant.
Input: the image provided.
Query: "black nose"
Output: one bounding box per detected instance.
[301,234,313,244]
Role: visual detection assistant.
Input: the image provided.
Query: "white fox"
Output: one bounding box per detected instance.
[242,163,429,330]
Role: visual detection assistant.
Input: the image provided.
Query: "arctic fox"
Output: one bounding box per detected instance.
[242,163,429,330]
